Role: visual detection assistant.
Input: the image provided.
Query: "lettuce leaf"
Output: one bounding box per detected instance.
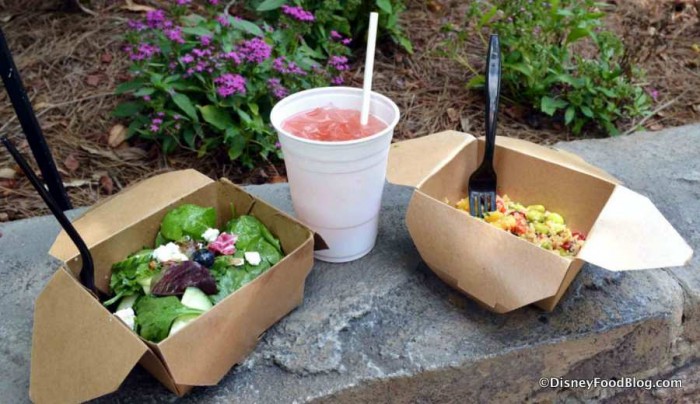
[134,295,204,342]
[224,215,283,265]
[160,204,217,242]
[209,255,272,305]
[105,249,159,306]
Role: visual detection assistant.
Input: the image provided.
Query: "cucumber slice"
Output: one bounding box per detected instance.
[181,287,213,311]
[116,295,138,311]
[138,276,153,295]
[168,314,200,337]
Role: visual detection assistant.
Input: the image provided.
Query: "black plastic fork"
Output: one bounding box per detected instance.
[468,34,501,218]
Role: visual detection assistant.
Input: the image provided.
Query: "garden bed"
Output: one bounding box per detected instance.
[0,0,698,221]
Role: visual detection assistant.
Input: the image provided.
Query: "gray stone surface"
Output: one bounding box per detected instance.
[0,125,698,403]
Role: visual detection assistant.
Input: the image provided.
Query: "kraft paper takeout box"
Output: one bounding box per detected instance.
[30,169,317,403]
[387,131,693,313]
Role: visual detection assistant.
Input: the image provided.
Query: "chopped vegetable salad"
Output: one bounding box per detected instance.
[455,195,586,257]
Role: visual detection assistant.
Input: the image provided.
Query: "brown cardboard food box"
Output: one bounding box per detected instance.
[29,170,317,403]
[387,131,693,313]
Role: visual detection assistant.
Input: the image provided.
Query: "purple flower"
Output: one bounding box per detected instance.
[200,35,212,46]
[274,141,281,148]
[150,124,160,132]
[239,38,272,63]
[648,88,659,102]
[272,56,306,75]
[143,95,151,101]
[331,76,344,85]
[127,19,146,31]
[281,5,315,22]
[127,43,160,61]
[222,51,242,64]
[145,9,167,28]
[208,0,219,4]
[330,30,342,40]
[174,114,181,120]
[175,0,191,5]
[181,54,194,64]
[165,27,185,44]
[216,15,231,26]
[152,118,163,125]
[329,55,349,71]
[267,78,288,99]
[341,38,352,45]
[214,73,246,97]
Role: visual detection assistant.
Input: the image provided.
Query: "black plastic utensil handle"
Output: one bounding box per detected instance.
[0,27,72,211]
[484,34,501,164]
[1,136,96,294]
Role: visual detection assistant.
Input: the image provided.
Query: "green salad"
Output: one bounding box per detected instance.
[106,204,284,342]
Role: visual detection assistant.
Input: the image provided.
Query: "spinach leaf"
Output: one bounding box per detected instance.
[224,215,283,265]
[209,259,271,305]
[134,295,204,342]
[160,204,216,242]
[105,249,159,306]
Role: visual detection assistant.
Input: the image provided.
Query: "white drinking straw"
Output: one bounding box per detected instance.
[360,12,379,126]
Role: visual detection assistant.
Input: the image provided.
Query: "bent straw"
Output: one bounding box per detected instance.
[1,136,96,295]
[360,12,379,126]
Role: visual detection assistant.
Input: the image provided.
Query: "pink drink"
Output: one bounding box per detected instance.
[282,105,387,141]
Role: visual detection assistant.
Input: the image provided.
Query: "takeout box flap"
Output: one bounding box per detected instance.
[30,267,147,403]
[387,130,475,188]
[49,169,213,263]
[492,137,620,184]
[578,185,693,271]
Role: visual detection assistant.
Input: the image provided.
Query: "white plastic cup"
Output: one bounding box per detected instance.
[270,87,400,263]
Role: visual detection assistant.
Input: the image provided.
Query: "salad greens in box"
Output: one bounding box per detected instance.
[106,203,284,342]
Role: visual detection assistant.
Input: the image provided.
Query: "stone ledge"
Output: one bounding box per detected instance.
[0,125,697,403]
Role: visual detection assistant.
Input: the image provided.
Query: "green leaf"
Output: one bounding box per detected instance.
[171,92,198,122]
[133,87,155,97]
[566,28,591,44]
[256,0,286,11]
[115,80,144,95]
[181,13,206,26]
[134,296,204,343]
[376,0,392,14]
[540,96,568,116]
[183,128,196,148]
[181,27,214,37]
[113,102,144,117]
[398,36,414,54]
[580,105,594,118]
[160,204,217,241]
[224,215,283,261]
[467,74,485,89]
[198,105,234,131]
[232,19,264,37]
[479,6,498,27]
[107,249,159,302]
[226,129,246,161]
[565,106,575,125]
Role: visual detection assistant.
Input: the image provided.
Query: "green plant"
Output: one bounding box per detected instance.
[251,0,413,54]
[453,0,651,135]
[114,1,350,167]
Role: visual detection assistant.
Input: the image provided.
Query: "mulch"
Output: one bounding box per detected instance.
[0,0,698,221]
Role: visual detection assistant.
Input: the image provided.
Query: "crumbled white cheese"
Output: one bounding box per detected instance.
[201,228,220,243]
[153,242,189,263]
[231,257,245,267]
[244,251,261,266]
[115,308,136,331]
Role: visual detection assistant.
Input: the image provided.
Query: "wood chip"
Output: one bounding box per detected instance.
[269,175,287,183]
[0,213,8,222]
[108,124,127,148]
[0,168,16,179]
[101,53,113,64]
[446,107,459,122]
[86,74,101,87]
[100,175,115,194]
[122,0,155,12]
[64,179,91,188]
[64,154,80,172]
[80,144,146,162]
